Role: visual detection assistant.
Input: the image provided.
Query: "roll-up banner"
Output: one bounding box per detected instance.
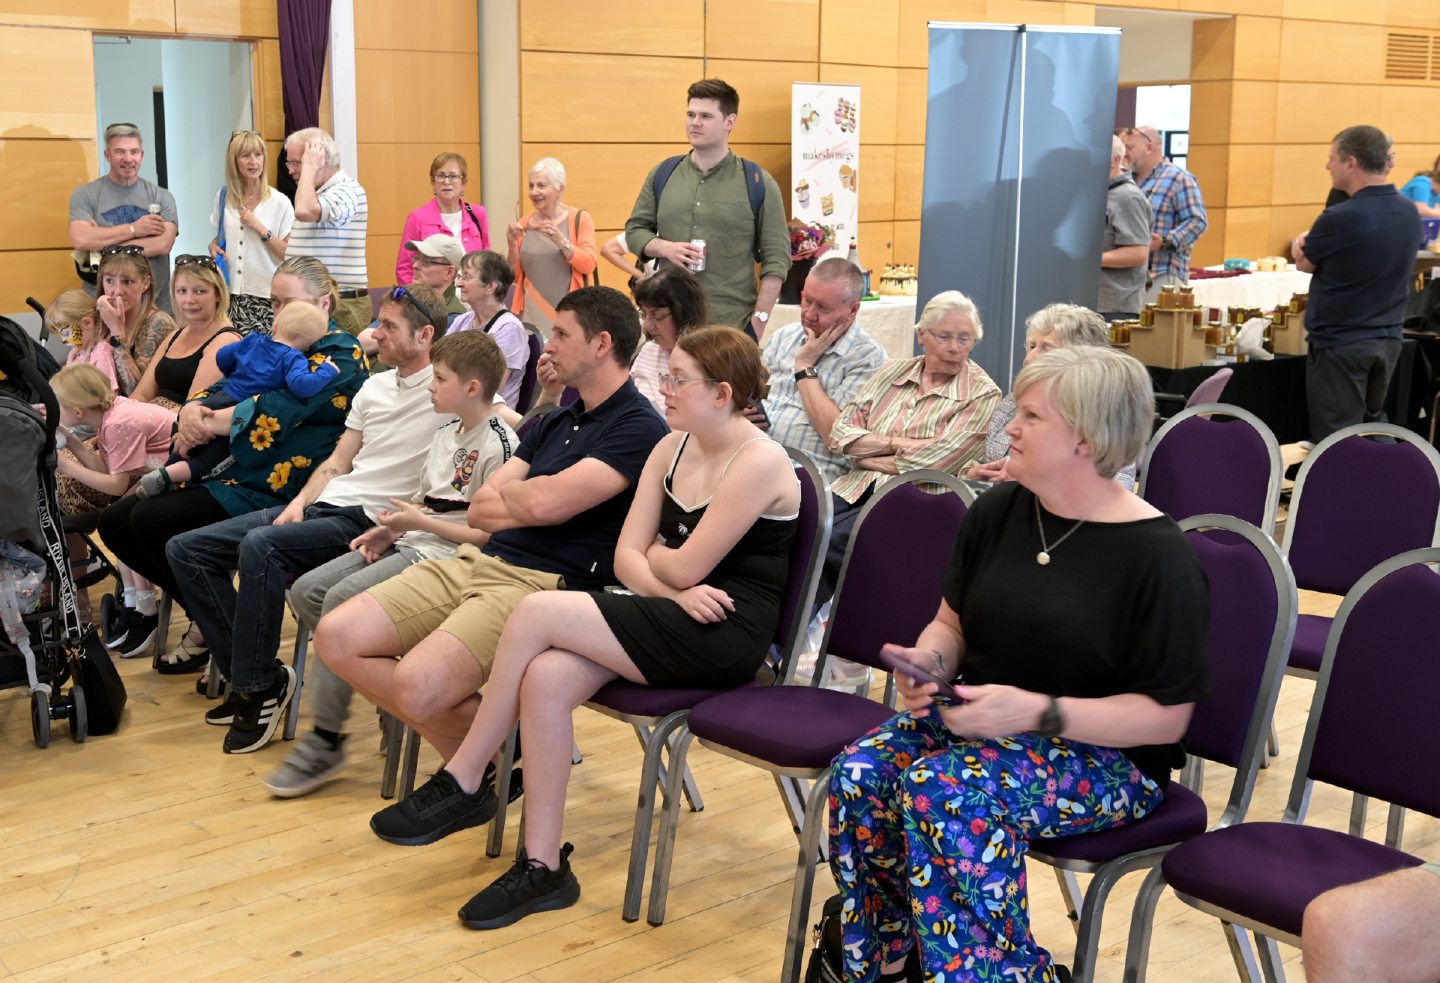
[918,23,1120,376]
[791,82,862,254]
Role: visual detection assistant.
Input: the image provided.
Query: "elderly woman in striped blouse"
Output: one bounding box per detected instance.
[822,290,1002,598]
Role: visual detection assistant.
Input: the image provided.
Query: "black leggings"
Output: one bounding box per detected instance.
[96,486,231,601]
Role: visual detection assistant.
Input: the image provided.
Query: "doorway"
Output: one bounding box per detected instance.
[93,36,256,262]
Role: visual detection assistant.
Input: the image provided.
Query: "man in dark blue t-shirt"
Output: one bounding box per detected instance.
[1292,125,1420,442]
[312,286,667,821]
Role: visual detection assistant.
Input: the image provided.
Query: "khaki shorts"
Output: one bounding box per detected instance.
[366,544,564,670]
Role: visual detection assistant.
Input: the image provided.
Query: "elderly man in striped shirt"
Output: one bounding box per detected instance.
[285,127,371,336]
[821,290,1001,598]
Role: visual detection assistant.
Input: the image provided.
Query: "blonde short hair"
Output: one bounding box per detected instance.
[51,363,117,412]
[45,289,99,345]
[1024,303,1109,348]
[1012,346,1152,478]
[173,258,232,323]
[272,303,330,348]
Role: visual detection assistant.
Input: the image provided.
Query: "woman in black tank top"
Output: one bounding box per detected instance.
[129,259,241,409]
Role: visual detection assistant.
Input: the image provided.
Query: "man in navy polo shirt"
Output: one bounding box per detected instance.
[314,286,667,826]
[1292,125,1420,442]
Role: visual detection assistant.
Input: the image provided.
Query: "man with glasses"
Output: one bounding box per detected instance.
[165,284,450,754]
[285,127,370,335]
[1118,125,1208,301]
[759,257,886,488]
[403,234,467,318]
[68,122,179,312]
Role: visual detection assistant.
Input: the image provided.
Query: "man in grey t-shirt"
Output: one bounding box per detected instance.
[1098,135,1152,321]
[68,122,179,312]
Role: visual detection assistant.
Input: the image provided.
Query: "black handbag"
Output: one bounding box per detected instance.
[804,895,922,983]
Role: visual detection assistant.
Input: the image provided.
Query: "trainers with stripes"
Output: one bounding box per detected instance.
[222,665,294,754]
[263,731,346,798]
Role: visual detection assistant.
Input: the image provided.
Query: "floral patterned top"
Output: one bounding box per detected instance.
[191,322,370,515]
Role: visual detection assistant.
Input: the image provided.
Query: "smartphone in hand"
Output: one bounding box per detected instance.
[878,648,964,703]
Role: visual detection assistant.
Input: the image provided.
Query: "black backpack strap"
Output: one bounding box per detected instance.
[650,155,687,206]
[740,157,766,263]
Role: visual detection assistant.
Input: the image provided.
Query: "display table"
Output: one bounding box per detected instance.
[770,295,919,360]
[1189,268,1312,320]
[1146,339,1424,445]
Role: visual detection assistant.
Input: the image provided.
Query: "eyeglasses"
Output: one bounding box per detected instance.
[433,172,464,183]
[389,285,443,325]
[175,254,218,271]
[637,307,672,323]
[411,255,454,269]
[100,244,145,258]
[658,373,719,391]
[926,331,976,347]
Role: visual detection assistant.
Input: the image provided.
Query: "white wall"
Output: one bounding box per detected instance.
[93,37,163,187]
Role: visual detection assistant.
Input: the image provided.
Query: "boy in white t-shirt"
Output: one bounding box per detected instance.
[264,330,517,795]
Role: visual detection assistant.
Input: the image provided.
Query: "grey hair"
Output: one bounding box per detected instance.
[1111,135,1125,160]
[1332,125,1390,174]
[1013,346,1153,478]
[809,256,865,304]
[103,122,142,146]
[285,127,341,167]
[918,290,983,342]
[529,156,568,187]
[1025,303,1109,349]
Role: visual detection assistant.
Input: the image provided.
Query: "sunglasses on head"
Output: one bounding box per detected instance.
[389,285,442,325]
[175,254,219,271]
[100,244,145,258]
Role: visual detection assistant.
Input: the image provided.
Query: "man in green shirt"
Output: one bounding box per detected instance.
[624,78,791,340]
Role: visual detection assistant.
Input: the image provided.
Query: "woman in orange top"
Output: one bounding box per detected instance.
[505,157,596,338]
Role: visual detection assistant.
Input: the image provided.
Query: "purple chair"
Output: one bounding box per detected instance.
[514,330,544,414]
[1280,424,1440,680]
[1185,366,1233,408]
[1122,547,1440,982]
[649,470,974,982]
[483,447,832,922]
[1025,514,1297,983]
[1138,403,1283,536]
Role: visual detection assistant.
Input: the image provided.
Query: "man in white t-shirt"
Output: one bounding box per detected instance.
[285,127,370,335]
[166,284,450,755]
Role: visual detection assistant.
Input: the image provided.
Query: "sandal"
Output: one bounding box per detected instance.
[156,629,209,676]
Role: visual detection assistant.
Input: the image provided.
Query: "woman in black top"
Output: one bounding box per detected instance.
[827,346,1209,983]
[130,256,240,409]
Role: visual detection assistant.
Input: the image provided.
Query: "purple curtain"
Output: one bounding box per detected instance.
[277,0,330,133]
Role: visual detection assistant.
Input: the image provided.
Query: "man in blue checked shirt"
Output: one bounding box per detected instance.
[1120,126,1208,300]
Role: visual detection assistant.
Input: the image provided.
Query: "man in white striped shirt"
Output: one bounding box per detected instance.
[285,127,370,336]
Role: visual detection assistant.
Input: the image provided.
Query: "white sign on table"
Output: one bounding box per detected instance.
[791,82,861,254]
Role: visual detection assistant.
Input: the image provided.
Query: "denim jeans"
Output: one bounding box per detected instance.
[166,502,372,694]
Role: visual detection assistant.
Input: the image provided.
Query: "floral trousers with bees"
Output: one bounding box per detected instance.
[827,711,1163,982]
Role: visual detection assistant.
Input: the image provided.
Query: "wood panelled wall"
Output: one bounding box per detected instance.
[0,3,284,313]
[513,0,1440,277]
[353,0,480,284]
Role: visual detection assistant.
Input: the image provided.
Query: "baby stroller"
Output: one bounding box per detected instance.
[0,315,127,746]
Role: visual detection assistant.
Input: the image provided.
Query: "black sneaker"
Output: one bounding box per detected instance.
[370,769,497,846]
[205,692,240,725]
[458,842,580,930]
[222,666,294,754]
[100,596,129,648]
[1054,965,1073,983]
[117,613,160,660]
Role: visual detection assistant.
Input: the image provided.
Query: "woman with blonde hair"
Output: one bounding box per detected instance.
[93,245,175,394]
[209,130,294,334]
[397,152,489,285]
[128,255,242,410]
[506,157,597,337]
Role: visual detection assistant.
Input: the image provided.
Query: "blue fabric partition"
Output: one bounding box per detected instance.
[918,23,1120,385]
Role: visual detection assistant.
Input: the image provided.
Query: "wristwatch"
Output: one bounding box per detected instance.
[1036,696,1065,738]
[106,335,121,348]
[793,366,819,383]
[261,230,273,242]
[753,311,770,325]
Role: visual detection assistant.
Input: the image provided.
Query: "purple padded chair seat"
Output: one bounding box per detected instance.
[1286,613,1332,674]
[1160,822,1422,939]
[589,678,756,717]
[687,687,896,770]
[1033,782,1209,864]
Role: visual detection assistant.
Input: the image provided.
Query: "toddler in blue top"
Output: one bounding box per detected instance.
[136,304,338,498]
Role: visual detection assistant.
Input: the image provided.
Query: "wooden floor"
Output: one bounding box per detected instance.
[2,584,1436,983]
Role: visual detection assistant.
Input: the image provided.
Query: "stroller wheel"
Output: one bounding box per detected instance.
[31,690,50,748]
[69,684,88,743]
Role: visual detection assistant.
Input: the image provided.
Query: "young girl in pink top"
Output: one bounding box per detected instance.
[51,363,178,658]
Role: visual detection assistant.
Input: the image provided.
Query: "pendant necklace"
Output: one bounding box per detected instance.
[1034,496,1085,566]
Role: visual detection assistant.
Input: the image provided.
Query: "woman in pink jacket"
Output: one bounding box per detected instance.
[395,152,489,284]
